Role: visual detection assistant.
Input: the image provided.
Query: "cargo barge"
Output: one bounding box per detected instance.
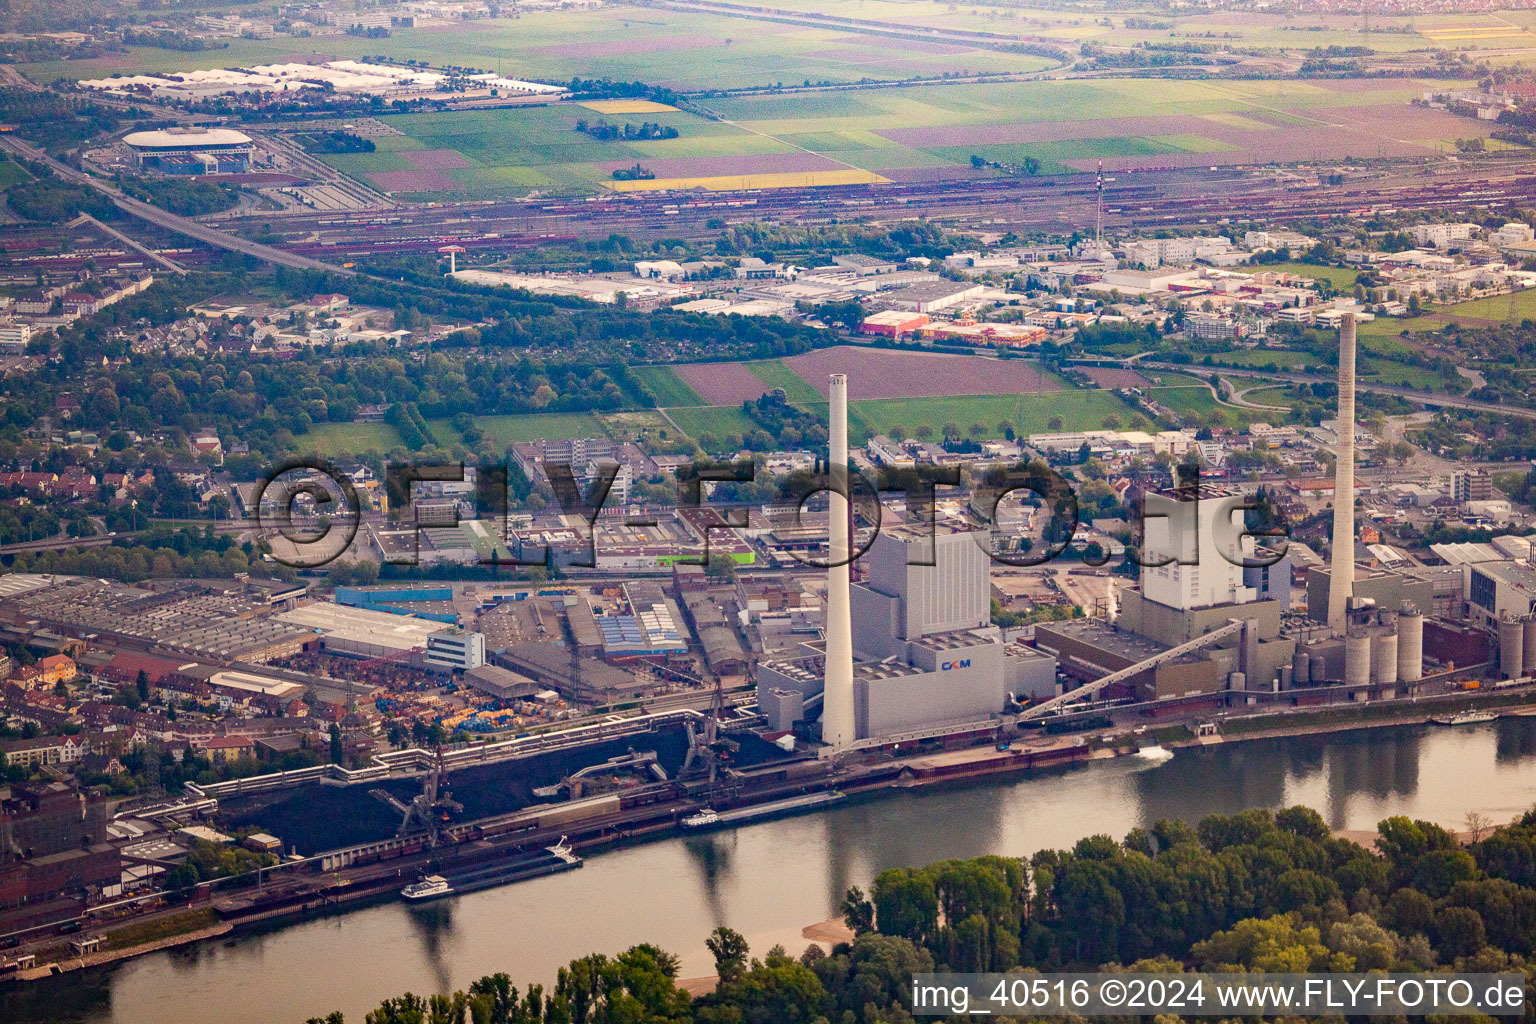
[400,837,581,902]
[680,791,845,831]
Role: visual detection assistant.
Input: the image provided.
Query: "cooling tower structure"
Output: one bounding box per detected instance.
[1397,606,1424,683]
[1499,614,1526,681]
[1327,313,1357,635]
[820,373,857,748]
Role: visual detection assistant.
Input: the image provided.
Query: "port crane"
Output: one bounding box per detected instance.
[680,679,740,787]
[395,744,463,845]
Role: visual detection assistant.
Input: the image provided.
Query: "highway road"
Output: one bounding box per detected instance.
[0,136,354,276]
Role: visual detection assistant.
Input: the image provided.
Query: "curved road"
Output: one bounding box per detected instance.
[0,137,354,276]
[1134,360,1536,420]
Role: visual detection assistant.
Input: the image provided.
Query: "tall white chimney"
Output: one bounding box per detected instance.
[821,373,857,747]
[1327,313,1357,634]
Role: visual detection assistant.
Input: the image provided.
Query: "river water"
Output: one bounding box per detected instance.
[8,718,1536,1024]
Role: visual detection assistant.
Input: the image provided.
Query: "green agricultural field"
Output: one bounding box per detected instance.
[438,412,609,447]
[633,365,703,408]
[664,406,760,449]
[846,390,1136,443]
[747,360,824,406]
[298,421,403,455]
[18,5,1055,89]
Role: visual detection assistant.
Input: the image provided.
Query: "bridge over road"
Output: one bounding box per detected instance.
[0,136,354,276]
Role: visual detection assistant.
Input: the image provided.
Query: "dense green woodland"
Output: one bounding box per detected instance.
[306,806,1536,1024]
[0,269,823,469]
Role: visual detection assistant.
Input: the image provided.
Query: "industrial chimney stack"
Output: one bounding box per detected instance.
[1327,313,1357,634]
[821,373,857,748]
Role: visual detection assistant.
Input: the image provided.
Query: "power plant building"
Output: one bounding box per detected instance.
[758,524,1055,741]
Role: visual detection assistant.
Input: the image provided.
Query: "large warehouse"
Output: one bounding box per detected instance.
[123,127,253,174]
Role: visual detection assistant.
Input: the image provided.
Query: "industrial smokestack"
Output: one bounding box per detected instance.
[1327,313,1357,634]
[821,373,857,748]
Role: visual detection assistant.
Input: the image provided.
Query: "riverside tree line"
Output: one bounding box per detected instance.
[305,805,1536,1023]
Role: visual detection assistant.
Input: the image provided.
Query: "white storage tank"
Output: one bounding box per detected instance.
[1228,671,1246,692]
[1372,631,1398,686]
[1397,607,1424,683]
[1310,651,1327,684]
[1500,615,1525,680]
[1344,631,1371,689]
[1292,646,1311,685]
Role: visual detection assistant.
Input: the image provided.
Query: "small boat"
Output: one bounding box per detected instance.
[681,808,720,829]
[1135,744,1174,762]
[1431,710,1498,726]
[401,874,453,901]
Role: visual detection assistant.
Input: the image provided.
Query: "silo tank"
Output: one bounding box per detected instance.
[1292,647,1311,685]
[1344,631,1371,688]
[1228,672,1246,692]
[1500,615,1525,680]
[1372,631,1398,686]
[1310,651,1327,684]
[1397,608,1423,683]
[1523,616,1536,678]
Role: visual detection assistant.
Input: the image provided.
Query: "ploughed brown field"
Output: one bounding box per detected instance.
[784,346,1061,400]
[672,362,773,406]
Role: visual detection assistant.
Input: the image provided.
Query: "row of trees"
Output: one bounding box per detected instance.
[311,805,1536,1023]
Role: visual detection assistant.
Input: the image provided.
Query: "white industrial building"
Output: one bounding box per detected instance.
[277,602,440,661]
[425,629,487,673]
[83,60,563,102]
[1140,485,1258,612]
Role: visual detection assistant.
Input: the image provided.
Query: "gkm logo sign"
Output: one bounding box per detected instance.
[251,455,1290,573]
[940,660,972,671]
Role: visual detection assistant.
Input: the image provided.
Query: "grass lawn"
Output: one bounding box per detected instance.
[1358,358,1461,392]
[1149,386,1272,427]
[747,359,824,406]
[633,365,703,407]
[664,406,760,449]
[1207,349,1316,370]
[1430,286,1536,322]
[1255,261,1361,289]
[1240,385,1306,410]
[0,160,32,188]
[298,421,403,455]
